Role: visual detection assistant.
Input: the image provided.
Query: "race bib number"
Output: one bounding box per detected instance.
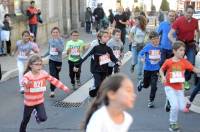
[113,50,120,59]
[50,47,58,55]
[99,54,111,65]
[71,48,80,56]
[29,80,46,93]
[149,50,161,60]
[169,71,185,83]
[18,51,28,59]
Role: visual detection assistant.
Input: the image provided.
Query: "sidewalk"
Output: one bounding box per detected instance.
[0,28,95,82]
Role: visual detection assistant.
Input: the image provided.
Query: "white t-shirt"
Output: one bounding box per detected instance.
[86,106,133,132]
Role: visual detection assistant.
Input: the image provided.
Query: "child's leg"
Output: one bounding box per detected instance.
[19,105,34,132]
[149,71,158,102]
[92,73,102,97]
[35,103,47,122]
[189,79,200,102]
[143,70,151,88]
[49,60,57,92]
[165,86,179,124]
[176,90,186,111]
[75,64,81,81]
[68,60,75,85]
[6,40,11,54]
[17,60,25,91]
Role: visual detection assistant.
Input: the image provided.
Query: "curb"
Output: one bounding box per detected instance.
[0,68,18,83]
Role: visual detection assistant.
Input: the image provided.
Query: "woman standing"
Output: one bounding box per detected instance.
[85,7,93,34]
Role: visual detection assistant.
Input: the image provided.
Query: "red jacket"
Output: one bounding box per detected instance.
[27,6,39,25]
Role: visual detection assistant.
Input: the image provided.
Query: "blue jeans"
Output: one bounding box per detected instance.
[185,45,196,81]
[131,46,143,78]
[29,24,38,39]
[85,22,91,33]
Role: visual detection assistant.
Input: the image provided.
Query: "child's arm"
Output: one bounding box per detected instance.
[46,75,70,93]
[159,68,166,83]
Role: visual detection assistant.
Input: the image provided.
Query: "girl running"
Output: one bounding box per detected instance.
[43,27,65,97]
[13,30,38,94]
[19,55,70,132]
[77,30,121,97]
[83,74,136,132]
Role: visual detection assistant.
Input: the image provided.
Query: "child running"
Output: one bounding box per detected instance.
[43,27,65,97]
[137,31,161,108]
[107,28,123,76]
[77,30,121,97]
[13,30,39,94]
[83,74,136,132]
[19,55,70,132]
[159,41,200,132]
[66,30,86,90]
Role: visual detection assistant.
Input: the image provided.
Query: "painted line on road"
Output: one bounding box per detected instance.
[61,51,132,104]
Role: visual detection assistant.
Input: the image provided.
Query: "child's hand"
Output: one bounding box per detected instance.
[141,58,145,62]
[117,61,121,66]
[73,67,79,72]
[161,76,166,83]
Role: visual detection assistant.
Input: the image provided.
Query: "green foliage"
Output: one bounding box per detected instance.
[160,0,169,11]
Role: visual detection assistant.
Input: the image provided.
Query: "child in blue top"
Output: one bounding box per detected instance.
[137,31,161,108]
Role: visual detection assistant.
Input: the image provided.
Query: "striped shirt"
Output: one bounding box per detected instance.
[22,70,70,106]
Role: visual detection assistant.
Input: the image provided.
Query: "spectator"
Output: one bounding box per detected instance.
[108,9,114,25]
[93,3,105,32]
[124,7,131,20]
[85,7,93,34]
[158,10,165,24]
[26,0,41,41]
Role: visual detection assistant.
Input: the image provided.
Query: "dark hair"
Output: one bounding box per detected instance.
[22,30,30,37]
[4,13,10,18]
[149,31,159,39]
[112,28,121,35]
[140,11,146,17]
[168,10,175,14]
[30,0,35,4]
[24,54,43,74]
[135,15,147,31]
[185,5,194,11]
[70,30,79,35]
[82,73,128,130]
[172,41,185,51]
[51,27,60,34]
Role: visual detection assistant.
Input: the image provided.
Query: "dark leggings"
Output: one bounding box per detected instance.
[49,59,62,92]
[189,77,200,102]
[19,103,47,132]
[68,60,81,84]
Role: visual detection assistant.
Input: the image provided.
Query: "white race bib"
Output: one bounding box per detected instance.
[71,48,80,56]
[99,54,111,65]
[113,50,120,59]
[169,71,185,83]
[149,50,161,60]
[18,51,28,59]
[50,47,58,55]
[30,87,46,93]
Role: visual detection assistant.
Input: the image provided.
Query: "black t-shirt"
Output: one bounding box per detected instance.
[114,14,127,29]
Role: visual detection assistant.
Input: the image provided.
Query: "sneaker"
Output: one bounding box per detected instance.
[165,99,171,112]
[169,123,180,132]
[184,102,191,112]
[184,81,190,90]
[19,89,24,94]
[33,109,41,124]
[76,79,81,86]
[137,80,143,92]
[148,101,154,108]
[49,92,55,98]
[131,65,135,73]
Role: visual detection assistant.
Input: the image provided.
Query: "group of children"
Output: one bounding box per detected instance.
[14,22,200,132]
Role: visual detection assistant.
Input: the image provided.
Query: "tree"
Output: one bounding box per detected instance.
[134,6,140,13]
[160,0,169,11]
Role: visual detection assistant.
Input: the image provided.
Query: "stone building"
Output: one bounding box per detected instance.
[7,0,87,47]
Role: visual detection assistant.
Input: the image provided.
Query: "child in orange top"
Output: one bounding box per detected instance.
[160,41,200,132]
[19,55,70,132]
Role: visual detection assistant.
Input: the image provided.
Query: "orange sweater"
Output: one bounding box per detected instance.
[22,70,70,106]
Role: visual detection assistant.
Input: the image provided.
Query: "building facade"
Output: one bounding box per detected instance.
[7,0,87,47]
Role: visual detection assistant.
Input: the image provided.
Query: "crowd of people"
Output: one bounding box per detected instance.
[0,1,199,132]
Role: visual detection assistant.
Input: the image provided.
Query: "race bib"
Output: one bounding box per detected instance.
[18,51,28,59]
[99,54,111,65]
[50,47,58,55]
[149,50,161,60]
[71,48,80,56]
[29,80,47,93]
[169,71,185,83]
[113,50,120,59]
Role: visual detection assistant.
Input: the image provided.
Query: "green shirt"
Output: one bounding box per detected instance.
[66,39,85,62]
